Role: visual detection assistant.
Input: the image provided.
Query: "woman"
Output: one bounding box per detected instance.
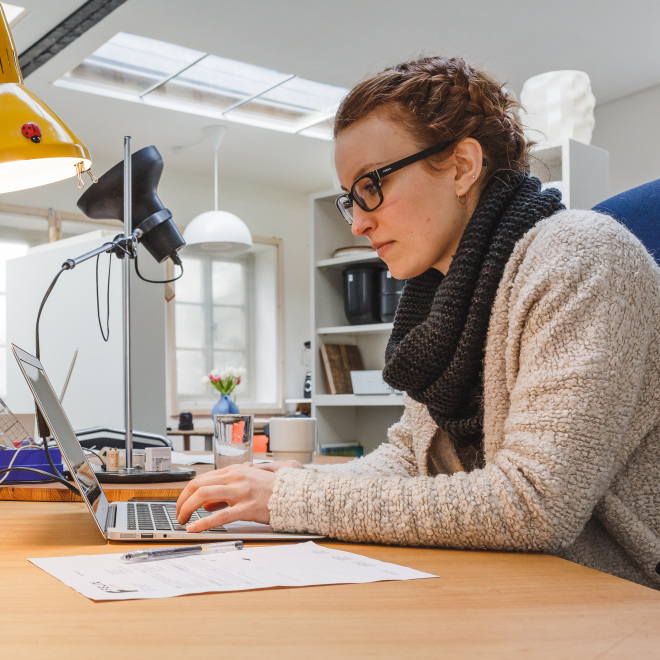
[177,56,660,589]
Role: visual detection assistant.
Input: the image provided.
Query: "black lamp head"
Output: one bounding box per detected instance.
[77,145,185,264]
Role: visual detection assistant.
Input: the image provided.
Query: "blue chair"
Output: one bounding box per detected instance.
[593,179,660,265]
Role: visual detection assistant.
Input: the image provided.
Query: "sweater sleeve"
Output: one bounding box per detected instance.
[269,213,659,550]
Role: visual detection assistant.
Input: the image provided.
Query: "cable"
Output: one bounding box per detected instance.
[95,252,112,341]
[35,266,67,361]
[134,253,184,284]
[0,467,78,492]
[83,447,106,466]
[33,266,69,441]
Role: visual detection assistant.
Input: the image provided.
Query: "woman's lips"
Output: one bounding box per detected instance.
[372,241,394,257]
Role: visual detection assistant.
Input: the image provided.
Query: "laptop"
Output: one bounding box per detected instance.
[11,343,323,542]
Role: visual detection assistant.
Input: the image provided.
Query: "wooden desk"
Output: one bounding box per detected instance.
[2,500,659,659]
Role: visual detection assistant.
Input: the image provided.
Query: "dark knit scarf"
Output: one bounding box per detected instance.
[382,172,564,450]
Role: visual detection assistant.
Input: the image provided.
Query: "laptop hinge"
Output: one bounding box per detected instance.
[106,503,117,530]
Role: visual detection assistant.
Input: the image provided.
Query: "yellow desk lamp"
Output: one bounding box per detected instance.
[0,5,92,194]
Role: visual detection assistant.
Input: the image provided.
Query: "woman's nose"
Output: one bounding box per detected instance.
[350,207,374,236]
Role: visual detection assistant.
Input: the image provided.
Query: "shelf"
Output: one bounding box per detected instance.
[317,322,393,335]
[314,394,404,407]
[316,252,380,269]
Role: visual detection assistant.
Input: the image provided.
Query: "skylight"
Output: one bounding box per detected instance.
[54,32,347,140]
[1,3,28,26]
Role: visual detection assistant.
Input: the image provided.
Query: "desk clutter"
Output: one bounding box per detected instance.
[0,396,66,484]
[0,446,64,483]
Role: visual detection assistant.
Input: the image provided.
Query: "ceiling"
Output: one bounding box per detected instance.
[7,0,660,196]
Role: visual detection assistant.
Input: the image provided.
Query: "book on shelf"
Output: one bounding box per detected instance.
[318,343,364,395]
[320,442,364,457]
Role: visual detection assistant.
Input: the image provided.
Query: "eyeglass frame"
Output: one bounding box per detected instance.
[335,141,488,225]
[335,141,450,224]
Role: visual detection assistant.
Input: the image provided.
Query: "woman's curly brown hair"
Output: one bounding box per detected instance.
[334,56,531,186]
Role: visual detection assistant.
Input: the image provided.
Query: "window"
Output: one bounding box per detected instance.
[0,240,29,397]
[1,3,28,26]
[54,32,347,140]
[169,237,283,414]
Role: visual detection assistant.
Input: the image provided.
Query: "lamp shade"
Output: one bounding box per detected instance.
[183,210,253,253]
[0,6,91,194]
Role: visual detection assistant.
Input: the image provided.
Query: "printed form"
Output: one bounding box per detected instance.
[29,541,437,601]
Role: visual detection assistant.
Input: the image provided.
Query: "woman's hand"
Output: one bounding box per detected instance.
[175,464,276,532]
[253,459,305,473]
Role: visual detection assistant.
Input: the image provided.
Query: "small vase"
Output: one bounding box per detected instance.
[212,393,239,417]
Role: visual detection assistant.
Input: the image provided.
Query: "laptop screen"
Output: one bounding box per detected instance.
[11,344,109,535]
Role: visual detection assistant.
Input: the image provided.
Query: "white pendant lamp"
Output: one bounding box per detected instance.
[182,126,253,253]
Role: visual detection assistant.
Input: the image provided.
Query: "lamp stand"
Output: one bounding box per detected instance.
[41,137,193,483]
[96,137,193,483]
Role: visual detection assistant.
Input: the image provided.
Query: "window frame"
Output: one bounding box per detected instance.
[167,235,285,417]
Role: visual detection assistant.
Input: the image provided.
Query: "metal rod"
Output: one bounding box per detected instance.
[220,74,295,115]
[123,136,134,470]
[138,53,208,98]
[59,347,78,403]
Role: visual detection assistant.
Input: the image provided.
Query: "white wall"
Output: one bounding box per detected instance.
[6,232,168,436]
[0,162,313,409]
[593,82,660,196]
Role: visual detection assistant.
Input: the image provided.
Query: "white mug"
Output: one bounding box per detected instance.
[268,417,316,464]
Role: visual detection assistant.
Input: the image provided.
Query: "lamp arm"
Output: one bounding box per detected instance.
[61,232,139,271]
[33,232,137,440]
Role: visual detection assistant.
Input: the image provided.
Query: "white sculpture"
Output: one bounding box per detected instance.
[520,70,596,145]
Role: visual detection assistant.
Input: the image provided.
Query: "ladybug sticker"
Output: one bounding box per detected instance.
[21,122,42,143]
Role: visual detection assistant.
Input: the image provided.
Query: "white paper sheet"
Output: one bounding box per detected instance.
[171,452,271,465]
[29,542,437,601]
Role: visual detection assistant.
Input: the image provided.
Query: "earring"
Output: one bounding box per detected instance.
[457,193,467,205]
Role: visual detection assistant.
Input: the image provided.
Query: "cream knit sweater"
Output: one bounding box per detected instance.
[269,210,660,589]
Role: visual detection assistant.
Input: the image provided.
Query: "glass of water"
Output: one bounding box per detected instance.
[213,414,254,470]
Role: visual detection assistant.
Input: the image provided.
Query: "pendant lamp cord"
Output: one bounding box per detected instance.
[214,146,219,211]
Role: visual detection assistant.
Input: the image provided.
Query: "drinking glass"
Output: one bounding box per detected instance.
[213,414,253,470]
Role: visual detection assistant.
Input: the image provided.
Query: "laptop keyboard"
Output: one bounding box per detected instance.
[126,502,227,532]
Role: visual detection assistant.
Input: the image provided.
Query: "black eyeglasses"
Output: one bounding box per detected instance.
[335,141,450,225]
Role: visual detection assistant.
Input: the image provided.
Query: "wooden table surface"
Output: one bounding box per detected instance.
[2,499,660,659]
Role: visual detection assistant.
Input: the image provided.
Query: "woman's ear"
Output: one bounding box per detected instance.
[453,138,484,198]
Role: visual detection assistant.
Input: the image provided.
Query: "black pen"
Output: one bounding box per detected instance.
[120,540,243,563]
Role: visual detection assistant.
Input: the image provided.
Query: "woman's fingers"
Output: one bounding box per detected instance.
[176,464,276,529]
[177,483,234,525]
[186,502,251,533]
[175,464,247,518]
[203,501,229,512]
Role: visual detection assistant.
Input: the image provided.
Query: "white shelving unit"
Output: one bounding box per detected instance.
[310,190,404,454]
[530,139,609,209]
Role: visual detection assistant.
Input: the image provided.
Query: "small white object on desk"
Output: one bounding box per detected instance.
[171,451,271,466]
[145,447,171,472]
[268,417,316,464]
